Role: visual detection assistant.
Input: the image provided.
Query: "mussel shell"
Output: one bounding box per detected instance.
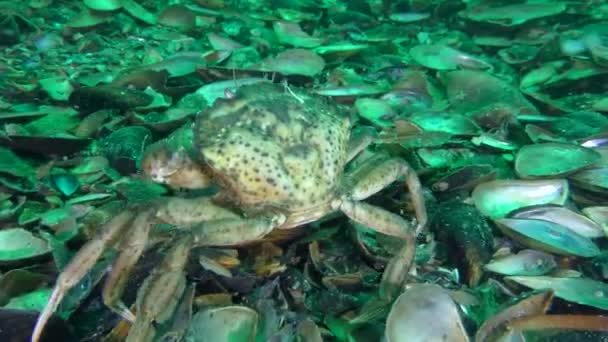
[515,143,602,178]
[484,249,556,276]
[569,167,608,192]
[495,218,601,257]
[506,276,608,311]
[509,205,604,238]
[582,206,608,235]
[473,179,569,219]
[69,85,154,114]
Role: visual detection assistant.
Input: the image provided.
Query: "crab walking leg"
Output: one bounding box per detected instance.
[31,211,135,342]
[339,157,428,300]
[380,237,417,300]
[349,157,428,234]
[189,214,286,246]
[338,200,416,300]
[102,209,154,323]
[126,236,192,342]
[155,197,242,226]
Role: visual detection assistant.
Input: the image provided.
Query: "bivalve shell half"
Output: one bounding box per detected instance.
[385,284,469,342]
[185,305,258,342]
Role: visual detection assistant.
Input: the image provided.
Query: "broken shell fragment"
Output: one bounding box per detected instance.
[495,218,601,258]
[515,143,601,178]
[484,249,556,276]
[472,179,569,219]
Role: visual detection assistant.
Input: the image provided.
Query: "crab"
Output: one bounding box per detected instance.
[32,82,427,342]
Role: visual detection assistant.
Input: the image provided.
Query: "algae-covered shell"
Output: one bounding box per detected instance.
[515,143,601,178]
[495,218,601,258]
[472,179,569,219]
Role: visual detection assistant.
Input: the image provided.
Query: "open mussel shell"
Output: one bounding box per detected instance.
[509,205,605,238]
[495,218,601,258]
[185,305,258,342]
[385,284,469,342]
[515,143,602,178]
[506,276,608,311]
[472,179,569,219]
[484,249,557,276]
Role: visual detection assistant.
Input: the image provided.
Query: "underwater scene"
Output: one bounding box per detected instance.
[1,0,608,341]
